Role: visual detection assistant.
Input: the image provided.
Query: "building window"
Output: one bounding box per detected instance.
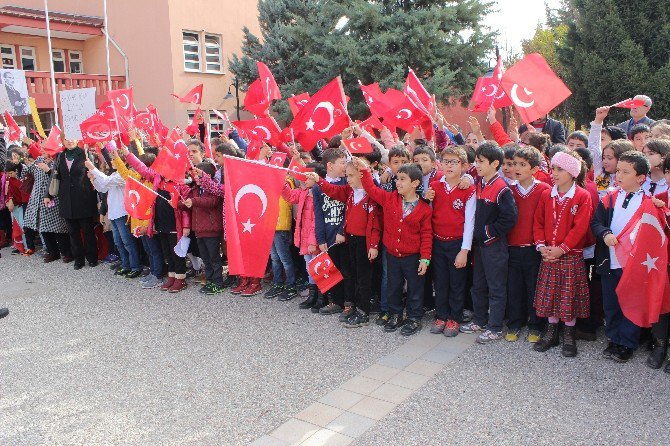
[0,44,16,69]
[182,31,200,72]
[19,46,36,71]
[69,50,83,73]
[52,49,65,73]
[204,34,222,73]
[209,110,228,136]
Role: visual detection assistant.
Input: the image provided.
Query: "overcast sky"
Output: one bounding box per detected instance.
[483,0,563,57]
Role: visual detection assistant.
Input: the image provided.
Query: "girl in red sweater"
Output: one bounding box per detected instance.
[533,151,593,357]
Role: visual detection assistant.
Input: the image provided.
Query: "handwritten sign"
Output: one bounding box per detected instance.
[60,87,97,140]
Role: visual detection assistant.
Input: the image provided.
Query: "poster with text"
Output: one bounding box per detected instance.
[0,69,30,116]
[60,87,97,140]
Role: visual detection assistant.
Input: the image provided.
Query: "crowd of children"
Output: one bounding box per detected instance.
[2,94,670,374]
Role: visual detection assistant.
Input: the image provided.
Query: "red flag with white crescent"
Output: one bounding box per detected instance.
[404,68,435,116]
[614,198,670,327]
[223,156,287,278]
[267,151,287,167]
[185,108,202,137]
[152,140,190,183]
[343,137,373,154]
[287,92,311,117]
[500,53,571,124]
[612,98,647,109]
[308,251,344,293]
[43,125,64,156]
[11,216,25,253]
[246,138,263,161]
[244,79,270,116]
[257,61,282,102]
[3,111,21,141]
[124,177,157,220]
[80,114,114,144]
[232,117,282,146]
[470,56,511,112]
[287,158,313,181]
[172,84,203,105]
[107,87,135,127]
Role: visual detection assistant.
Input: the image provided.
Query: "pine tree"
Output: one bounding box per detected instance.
[229,0,496,121]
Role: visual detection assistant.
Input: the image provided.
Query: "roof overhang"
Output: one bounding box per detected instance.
[0,6,103,40]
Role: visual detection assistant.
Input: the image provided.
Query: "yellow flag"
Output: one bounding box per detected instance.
[28,97,46,139]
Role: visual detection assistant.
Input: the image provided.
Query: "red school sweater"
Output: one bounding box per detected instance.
[508,181,551,247]
[361,169,433,259]
[429,179,475,241]
[533,184,593,254]
[317,179,382,251]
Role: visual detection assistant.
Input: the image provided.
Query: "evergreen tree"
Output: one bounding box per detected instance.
[229,0,496,121]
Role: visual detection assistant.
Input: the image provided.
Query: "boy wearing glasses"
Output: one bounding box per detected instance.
[424,147,475,336]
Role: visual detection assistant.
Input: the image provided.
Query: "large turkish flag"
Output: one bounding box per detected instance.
[232,117,283,146]
[107,87,135,127]
[152,139,190,183]
[404,68,435,116]
[124,177,157,220]
[224,156,287,278]
[289,77,349,151]
[500,53,571,124]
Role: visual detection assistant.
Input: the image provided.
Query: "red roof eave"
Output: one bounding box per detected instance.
[0,14,102,37]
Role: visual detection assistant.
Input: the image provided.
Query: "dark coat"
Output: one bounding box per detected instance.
[53,148,98,220]
[541,118,566,144]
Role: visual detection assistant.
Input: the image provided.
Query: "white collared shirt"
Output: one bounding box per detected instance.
[516,179,540,196]
[352,187,366,204]
[550,181,576,202]
[609,188,645,269]
[642,176,668,197]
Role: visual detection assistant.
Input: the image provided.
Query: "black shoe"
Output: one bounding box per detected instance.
[575,329,597,342]
[665,361,670,374]
[311,292,326,313]
[200,283,213,294]
[561,325,578,357]
[125,270,142,279]
[534,323,560,352]
[611,345,635,363]
[74,262,85,270]
[221,275,237,288]
[62,256,74,264]
[603,342,617,357]
[344,310,370,328]
[376,311,391,326]
[264,284,283,299]
[299,285,318,309]
[278,286,298,302]
[88,261,98,268]
[384,314,405,332]
[400,319,422,336]
[43,254,60,263]
[319,302,343,315]
[369,295,381,315]
[647,339,668,369]
[0,308,8,319]
[115,268,130,276]
[109,260,121,270]
[338,303,356,322]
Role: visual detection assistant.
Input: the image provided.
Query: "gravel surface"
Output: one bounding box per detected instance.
[0,249,404,446]
[354,330,670,446]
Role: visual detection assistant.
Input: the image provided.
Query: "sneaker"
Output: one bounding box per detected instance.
[278,286,298,302]
[140,274,156,284]
[526,330,542,343]
[200,283,214,294]
[125,270,142,279]
[375,311,391,326]
[222,275,238,288]
[462,309,474,323]
[339,303,356,322]
[241,279,262,296]
[142,275,162,289]
[205,284,225,295]
[161,277,176,291]
[22,249,34,256]
[231,278,250,295]
[505,330,520,342]
[103,254,119,263]
[168,278,187,293]
[443,320,460,337]
[264,284,283,299]
[115,268,130,276]
[319,302,343,315]
[400,319,422,336]
[459,322,484,334]
[384,314,405,332]
[11,248,20,255]
[109,260,121,271]
[430,319,446,334]
[344,310,370,328]
[476,329,503,344]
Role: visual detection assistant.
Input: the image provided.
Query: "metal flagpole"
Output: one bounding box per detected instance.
[44,0,59,126]
[103,0,112,88]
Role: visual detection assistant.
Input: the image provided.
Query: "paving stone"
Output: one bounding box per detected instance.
[326,412,377,438]
[319,389,365,411]
[298,429,354,446]
[348,397,397,420]
[387,370,431,390]
[403,359,445,377]
[340,376,384,395]
[368,382,414,404]
[359,364,401,382]
[296,403,344,427]
[271,419,320,444]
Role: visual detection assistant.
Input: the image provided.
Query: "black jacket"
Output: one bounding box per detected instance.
[541,118,566,144]
[52,148,98,220]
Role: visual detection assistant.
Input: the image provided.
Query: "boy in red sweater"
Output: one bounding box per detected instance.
[505,147,550,343]
[3,162,30,252]
[309,161,382,327]
[353,156,432,336]
[424,147,475,337]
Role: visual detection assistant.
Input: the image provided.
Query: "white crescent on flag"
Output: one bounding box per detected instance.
[510,84,535,108]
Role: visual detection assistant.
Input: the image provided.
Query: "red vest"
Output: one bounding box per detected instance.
[431,179,474,241]
[508,181,550,246]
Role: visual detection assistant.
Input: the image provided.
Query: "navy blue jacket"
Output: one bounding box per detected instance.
[313,177,347,245]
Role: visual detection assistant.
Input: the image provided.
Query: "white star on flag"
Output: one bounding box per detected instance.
[242,218,256,233]
[306,118,315,131]
[641,253,659,273]
[174,153,180,159]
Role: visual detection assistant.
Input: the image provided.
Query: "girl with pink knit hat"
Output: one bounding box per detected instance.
[532,151,594,357]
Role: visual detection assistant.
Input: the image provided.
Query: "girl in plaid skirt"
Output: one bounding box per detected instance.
[533,152,594,357]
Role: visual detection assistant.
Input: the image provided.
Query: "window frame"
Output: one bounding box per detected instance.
[51,49,66,73]
[0,44,17,69]
[203,33,223,74]
[182,31,201,72]
[68,50,83,74]
[19,46,37,71]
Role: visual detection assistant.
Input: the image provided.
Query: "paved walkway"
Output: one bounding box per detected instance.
[1,248,669,445]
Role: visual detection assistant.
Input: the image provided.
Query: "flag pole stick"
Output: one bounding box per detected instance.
[103,0,112,88]
[44,0,59,127]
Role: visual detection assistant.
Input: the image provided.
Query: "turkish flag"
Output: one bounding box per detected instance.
[204,134,213,158]
[172,83,203,105]
[308,252,344,293]
[289,77,349,151]
[80,114,114,144]
[343,137,373,154]
[612,98,647,109]
[224,156,287,278]
[615,199,670,327]
[288,92,311,117]
[267,151,287,167]
[135,104,166,136]
[404,68,435,116]
[152,139,190,182]
[244,79,270,116]
[246,138,263,161]
[358,115,384,134]
[43,125,64,156]
[107,87,135,127]
[500,53,571,124]
[124,177,157,220]
[381,90,432,139]
[4,112,21,141]
[287,158,312,181]
[11,216,25,253]
[185,108,202,137]
[257,61,281,102]
[470,56,511,112]
[95,100,130,137]
[233,117,282,146]
[163,181,182,208]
